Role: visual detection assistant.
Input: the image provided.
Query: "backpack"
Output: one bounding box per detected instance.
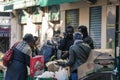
[2,42,19,67]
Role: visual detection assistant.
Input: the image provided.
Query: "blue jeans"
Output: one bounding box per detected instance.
[71,73,78,80]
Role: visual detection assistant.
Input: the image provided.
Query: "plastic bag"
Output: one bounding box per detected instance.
[55,67,69,80]
[30,55,44,77]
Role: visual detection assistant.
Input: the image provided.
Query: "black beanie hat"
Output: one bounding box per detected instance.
[23,33,34,43]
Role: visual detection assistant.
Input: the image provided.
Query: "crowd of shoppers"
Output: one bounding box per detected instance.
[5,33,34,80]
[4,25,94,80]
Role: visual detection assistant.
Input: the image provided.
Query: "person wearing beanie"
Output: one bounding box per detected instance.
[56,32,91,80]
[5,33,34,80]
[78,25,94,49]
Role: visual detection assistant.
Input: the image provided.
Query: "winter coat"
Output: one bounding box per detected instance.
[58,37,74,59]
[39,42,54,63]
[83,36,94,49]
[59,42,91,72]
[5,41,32,80]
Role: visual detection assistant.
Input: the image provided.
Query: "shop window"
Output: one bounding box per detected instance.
[65,9,79,31]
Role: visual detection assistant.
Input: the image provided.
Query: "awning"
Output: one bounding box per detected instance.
[37,0,80,7]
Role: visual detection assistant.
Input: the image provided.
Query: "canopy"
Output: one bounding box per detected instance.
[38,0,80,7]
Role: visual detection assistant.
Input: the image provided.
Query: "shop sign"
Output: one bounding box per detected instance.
[31,14,42,23]
[0,17,11,25]
[48,5,60,21]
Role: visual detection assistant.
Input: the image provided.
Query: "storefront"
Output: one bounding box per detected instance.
[0,12,11,53]
[60,0,107,49]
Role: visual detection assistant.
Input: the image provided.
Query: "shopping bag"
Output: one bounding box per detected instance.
[2,42,19,67]
[55,67,69,80]
[30,55,44,77]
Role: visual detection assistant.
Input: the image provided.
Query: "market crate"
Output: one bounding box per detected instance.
[0,71,4,80]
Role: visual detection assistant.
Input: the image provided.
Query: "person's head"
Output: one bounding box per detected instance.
[23,33,34,48]
[73,32,83,41]
[65,26,74,39]
[63,32,67,38]
[34,36,40,46]
[66,26,74,33]
[78,25,88,38]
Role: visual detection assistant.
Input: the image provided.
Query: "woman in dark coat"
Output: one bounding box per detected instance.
[5,33,34,80]
[78,25,94,49]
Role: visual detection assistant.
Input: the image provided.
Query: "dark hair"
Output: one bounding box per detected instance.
[78,25,88,38]
[23,33,34,43]
[34,36,39,43]
[65,26,74,33]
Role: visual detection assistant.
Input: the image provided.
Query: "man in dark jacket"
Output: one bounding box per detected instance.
[58,26,74,59]
[56,32,91,80]
[78,25,94,49]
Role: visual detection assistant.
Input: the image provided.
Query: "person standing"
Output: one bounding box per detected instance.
[58,26,74,59]
[32,36,40,57]
[78,25,94,49]
[56,32,91,80]
[5,33,34,80]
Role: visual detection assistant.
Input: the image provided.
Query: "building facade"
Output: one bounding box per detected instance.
[2,0,120,50]
[0,1,11,53]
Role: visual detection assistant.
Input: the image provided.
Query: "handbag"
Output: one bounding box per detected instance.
[2,42,19,67]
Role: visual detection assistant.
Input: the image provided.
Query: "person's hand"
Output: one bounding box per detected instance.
[55,61,65,67]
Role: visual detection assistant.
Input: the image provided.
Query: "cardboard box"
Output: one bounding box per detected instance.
[47,63,59,72]
[78,49,114,79]
[46,61,70,77]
